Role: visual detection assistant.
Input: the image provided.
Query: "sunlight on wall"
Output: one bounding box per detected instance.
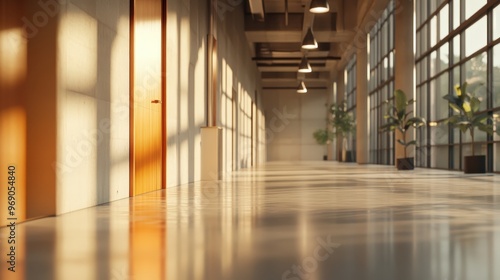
[0,108,27,222]
[0,27,27,226]
[0,29,26,87]
[193,40,207,180]
[57,6,99,213]
[109,16,131,201]
[179,16,191,182]
[59,92,98,212]
[166,9,180,187]
[59,6,97,94]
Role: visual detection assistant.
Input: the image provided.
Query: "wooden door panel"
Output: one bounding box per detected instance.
[132,0,163,196]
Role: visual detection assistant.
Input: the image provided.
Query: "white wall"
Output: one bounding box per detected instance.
[165,0,208,187]
[56,0,130,214]
[215,1,264,173]
[263,90,329,161]
[166,0,264,186]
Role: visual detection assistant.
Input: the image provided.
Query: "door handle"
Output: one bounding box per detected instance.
[151,100,162,104]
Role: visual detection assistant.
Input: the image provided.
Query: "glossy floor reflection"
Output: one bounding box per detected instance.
[2,162,500,280]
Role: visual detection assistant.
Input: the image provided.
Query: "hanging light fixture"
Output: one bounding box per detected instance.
[297,81,308,93]
[298,56,312,73]
[301,28,318,50]
[309,0,330,13]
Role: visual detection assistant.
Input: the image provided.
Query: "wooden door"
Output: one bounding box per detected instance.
[130,0,164,196]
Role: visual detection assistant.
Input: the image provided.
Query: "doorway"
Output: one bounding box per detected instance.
[130,0,166,196]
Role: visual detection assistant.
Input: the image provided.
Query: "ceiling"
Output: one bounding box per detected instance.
[244,0,386,91]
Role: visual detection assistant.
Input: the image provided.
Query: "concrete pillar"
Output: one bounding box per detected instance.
[394,0,415,161]
[356,37,369,164]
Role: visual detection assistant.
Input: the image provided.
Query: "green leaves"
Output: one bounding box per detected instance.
[394,89,407,113]
[443,82,498,155]
[313,129,333,145]
[328,101,356,137]
[380,89,426,154]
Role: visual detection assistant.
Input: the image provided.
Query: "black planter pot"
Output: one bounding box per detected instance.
[397,157,414,170]
[345,151,354,162]
[323,155,328,161]
[464,155,486,174]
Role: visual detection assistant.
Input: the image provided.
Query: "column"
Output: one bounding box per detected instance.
[356,38,369,164]
[394,0,415,161]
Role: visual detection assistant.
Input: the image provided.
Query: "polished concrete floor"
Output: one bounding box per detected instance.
[2,162,500,280]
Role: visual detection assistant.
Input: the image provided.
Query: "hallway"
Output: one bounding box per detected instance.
[2,162,500,280]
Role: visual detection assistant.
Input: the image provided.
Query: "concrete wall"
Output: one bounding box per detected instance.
[215,1,264,173]
[165,0,208,187]
[263,90,329,161]
[166,0,264,186]
[56,0,130,214]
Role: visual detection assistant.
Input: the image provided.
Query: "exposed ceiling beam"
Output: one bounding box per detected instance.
[253,56,341,61]
[248,0,265,21]
[245,30,355,43]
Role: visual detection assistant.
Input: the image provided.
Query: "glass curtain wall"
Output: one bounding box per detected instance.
[415,0,500,171]
[368,0,395,165]
[345,55,357,161]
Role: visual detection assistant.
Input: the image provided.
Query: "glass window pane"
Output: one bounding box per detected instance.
[389,16,394,50]
[431,125,449,145]
[389,51,394,76]
[464,52,488,111]
[430,79,436,120]
[430,51,437,77]
[416,30,421,57]
[494,5,500,41]
[421,23,429,54]
[416,62,421,83]
[453,0,460,30]
[422,0,428,22]
[440,42,450,69]
[430,16,437,47]
[422,56,429,80]
[430,0,437,15]
[431,146,449,169]
[452,146,460,170]
[452,65,460,93]
[465,0,486,20]
[439,4,449,41]
[452,35,460,64]
[434,72,449,121]
[494,44,500,108]
[465,16,487,57]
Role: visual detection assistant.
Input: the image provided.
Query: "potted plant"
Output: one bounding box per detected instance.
[380,89,426,170]
[442,82,497,173]
[329,102,356,162]
[313,128,333,160]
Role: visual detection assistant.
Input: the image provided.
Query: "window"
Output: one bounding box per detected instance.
[368,0,395,165]
[415,0,500,171]
[345,56,357,161]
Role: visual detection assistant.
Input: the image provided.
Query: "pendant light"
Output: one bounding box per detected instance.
[301,28,318,50]
[297,81,308,93]
[309,0,330,13]
[298,56,312,73]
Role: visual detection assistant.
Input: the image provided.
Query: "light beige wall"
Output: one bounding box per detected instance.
[166,0,263,185]
[215,2,263,172]
[1,0,130,219]
[263,90,329,161]
[56,0,130,214]
[165,0,208,186]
